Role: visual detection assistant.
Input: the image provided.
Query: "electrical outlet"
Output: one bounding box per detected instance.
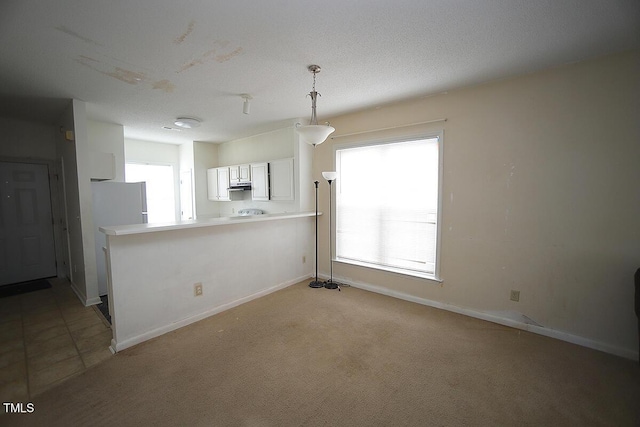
[194,283,203,297]
[510,290,520,302]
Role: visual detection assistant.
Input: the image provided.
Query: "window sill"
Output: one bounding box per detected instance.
[335,258,442,283]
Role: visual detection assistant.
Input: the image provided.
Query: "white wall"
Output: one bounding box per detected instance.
[314,50,640,358]
[0,117,56,160]
[107,216,314,351]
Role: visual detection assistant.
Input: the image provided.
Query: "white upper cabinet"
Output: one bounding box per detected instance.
[207,167,231,201]
[269,158,294,201]
[206,168,218,201]
[209,159,293,203]
[229,165,240,184]
[239,164,251,182]
[217,167,231,201]
[250,163,269,201]
[89,151,115,181]
[229,164,251,184]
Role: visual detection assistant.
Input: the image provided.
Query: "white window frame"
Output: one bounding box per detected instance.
[332,130,444,282]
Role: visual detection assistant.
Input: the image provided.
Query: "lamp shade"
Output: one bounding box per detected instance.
[297,124,335,146]
[322,171,338,181]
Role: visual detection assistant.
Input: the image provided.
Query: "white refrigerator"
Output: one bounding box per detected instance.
[92,181,148,296]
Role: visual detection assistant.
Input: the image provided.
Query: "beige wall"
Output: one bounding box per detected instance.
[193,141,219,218]
[313,50,640,357]
[217,127,294,166]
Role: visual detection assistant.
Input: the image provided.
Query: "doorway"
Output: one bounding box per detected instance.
[0,161,57,286]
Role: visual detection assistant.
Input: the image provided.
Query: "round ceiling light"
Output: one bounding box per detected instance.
[173,117,201,129]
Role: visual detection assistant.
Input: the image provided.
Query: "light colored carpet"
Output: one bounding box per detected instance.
[2,281,639,426]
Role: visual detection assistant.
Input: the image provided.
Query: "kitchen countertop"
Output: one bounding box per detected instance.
[99,211,321,236]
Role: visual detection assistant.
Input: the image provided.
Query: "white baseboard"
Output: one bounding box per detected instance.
[110,274,311,353]
[323,274,639,361]
[69,281,101,307]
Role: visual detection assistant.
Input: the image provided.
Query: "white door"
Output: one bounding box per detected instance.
[0,162,57,285]
[180,170,194,220]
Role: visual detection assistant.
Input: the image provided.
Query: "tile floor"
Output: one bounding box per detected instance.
[0,278,113,402]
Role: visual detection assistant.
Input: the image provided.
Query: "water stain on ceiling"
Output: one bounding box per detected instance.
[152,79,175,93]
[55,25,104,47]
[174,21,196,45]
[176,41,244,73]
[215,47,243,63]
[76,55,175,93]
[105,68,146,84]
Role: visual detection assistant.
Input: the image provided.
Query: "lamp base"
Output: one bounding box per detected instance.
[309,280,324,288]
[324,281,339,290]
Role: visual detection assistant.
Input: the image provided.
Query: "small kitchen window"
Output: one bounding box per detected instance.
[334,132,443,280]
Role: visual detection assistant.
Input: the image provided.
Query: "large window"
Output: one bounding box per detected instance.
[335,133,442,279]
[125,163,176,223]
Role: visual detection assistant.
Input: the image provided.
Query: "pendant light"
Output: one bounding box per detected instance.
[296,65,335,146]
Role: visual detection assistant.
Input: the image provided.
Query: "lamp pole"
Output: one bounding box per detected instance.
[323,173,338,290]
[309,181,323,288]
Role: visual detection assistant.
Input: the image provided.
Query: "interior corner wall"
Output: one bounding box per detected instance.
[313,50,640,358]
[294,133,314,212]
[56,100,88,303]
[193,141,219,219]
[51,100,106,306]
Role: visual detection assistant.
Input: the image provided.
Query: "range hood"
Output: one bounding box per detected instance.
[228,181,251,191]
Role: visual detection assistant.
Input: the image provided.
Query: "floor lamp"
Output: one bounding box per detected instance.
[309,181,323,288]
[322,171,339,289]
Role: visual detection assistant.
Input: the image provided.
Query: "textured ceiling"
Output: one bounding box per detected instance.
[0,0,638,144]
